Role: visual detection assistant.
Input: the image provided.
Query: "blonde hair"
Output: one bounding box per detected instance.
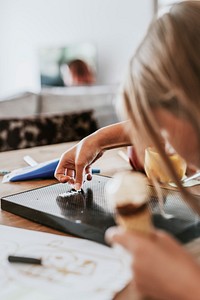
[122,1,200,214]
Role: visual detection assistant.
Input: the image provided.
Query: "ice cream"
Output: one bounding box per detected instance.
[106,171,152,234]
[144,147,187,183]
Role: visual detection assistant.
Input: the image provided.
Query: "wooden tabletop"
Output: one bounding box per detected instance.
[0,142,136,299]
[0,142,132,230]
[1,142,200,300]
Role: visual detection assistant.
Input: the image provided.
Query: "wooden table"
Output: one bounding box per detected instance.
[1,142,200,300]
[0,142,138,300]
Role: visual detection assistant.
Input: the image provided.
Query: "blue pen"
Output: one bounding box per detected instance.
[91,168,100,174]
[0,170,11,176]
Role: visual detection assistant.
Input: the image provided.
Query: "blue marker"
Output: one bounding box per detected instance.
[0,170,11,176]
[91,168,100,174]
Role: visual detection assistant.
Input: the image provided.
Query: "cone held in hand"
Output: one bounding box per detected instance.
[106,171,153,234]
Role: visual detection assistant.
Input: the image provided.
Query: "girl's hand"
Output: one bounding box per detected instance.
[55,122,132,190]
[54,135,103,190]
[106,227,200,300]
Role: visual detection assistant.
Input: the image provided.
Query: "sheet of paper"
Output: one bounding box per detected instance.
[0,225,131,300]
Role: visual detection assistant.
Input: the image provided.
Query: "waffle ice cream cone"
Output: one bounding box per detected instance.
[106,171,152,234]
[116,204,152,233]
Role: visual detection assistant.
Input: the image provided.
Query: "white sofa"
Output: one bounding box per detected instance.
[0,85,119,128]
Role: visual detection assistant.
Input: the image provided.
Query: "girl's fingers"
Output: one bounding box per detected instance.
[85,165,92,181]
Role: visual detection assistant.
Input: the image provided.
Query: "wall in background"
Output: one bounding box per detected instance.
[0,0,153,98]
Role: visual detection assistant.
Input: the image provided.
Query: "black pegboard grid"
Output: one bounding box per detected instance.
[1,175,200,244]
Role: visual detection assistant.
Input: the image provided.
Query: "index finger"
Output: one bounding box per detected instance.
[74,163,85,190]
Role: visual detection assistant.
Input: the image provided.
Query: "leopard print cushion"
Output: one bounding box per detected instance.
[0,110,97,151]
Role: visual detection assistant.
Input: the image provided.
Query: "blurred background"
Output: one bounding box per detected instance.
[0,0,183,151]
[0,0,158,97]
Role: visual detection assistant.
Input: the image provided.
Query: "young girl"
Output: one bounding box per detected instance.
[106,1,200,298]
[55,1,200,298]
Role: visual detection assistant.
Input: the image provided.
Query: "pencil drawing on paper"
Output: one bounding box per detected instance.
[10,240,97,283]
[0,226,131,299]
